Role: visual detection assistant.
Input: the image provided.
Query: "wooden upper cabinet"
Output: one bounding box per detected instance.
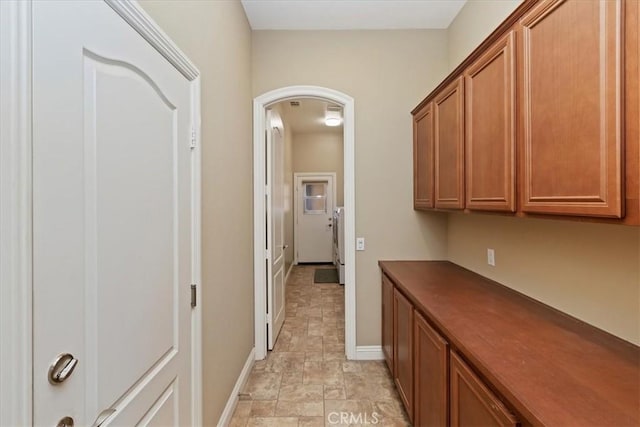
[519,0,624,218]
[450,352,519,427]
[434,77,465,209]
[381,274,394,374]
[413,102,435,209]
[465,31,516,212]
[625,0,640,225]
[414,312,448,427]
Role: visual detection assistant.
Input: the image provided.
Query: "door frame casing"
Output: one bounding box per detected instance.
[0,1,203,425]
[293,172,337,264]
[0,2,33,425]
[253,86,356,361]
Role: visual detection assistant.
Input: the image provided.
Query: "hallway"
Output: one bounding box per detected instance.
[229,265,410,426]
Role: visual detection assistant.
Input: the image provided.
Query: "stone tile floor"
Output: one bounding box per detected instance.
[228,265,411,427]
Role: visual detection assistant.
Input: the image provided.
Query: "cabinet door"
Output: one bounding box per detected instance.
[381,275,394,374]
[465,31,516,212]
[393,288,414,422]
[519,0,623,218]
[414,312,448,427]
[414,102,435,209]
[434,76,465,209]
[450,352,518,427]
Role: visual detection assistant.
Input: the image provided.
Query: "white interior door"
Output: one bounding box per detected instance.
[32,2,194,426]
[295,174,335,263]
[266,110,286,350]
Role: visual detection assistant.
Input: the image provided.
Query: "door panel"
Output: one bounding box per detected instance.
[267,110,285,350]
[450,352,518,427]
[434,77,465,209]
[88,51,179,412]
[136,383,177,426]
[381,275,394,373]
[296,175,335,263]
[32,2,193,426]
[519,0,623,217]
[465,31,516,212]
[393,288,414,423]
[414,312,448,427]
[413,102,434,209]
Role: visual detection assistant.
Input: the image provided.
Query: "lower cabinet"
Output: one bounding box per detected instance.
[383,274,520,427]
[381,261,639,426]
[381,275,394,373]
[450,352,518,427]
[393,288,414,423]
[414,312,448,427]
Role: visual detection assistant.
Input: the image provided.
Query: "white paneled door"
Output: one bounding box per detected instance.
[266,110,286,350]
[32,2,196,426]
[295,174,335,263]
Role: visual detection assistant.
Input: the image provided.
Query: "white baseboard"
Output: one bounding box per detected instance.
[217,347,255,427]
[284,262,294,284]
[355,345,384,360]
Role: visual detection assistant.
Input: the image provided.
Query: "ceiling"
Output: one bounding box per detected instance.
[276,99,343,134]
[241,0,467,30]
[254,1,468,132]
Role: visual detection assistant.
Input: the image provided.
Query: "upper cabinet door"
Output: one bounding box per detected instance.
[434,77,465,209]
[519,0,624,218]
[465,31,516,212]
[414,102,435,209]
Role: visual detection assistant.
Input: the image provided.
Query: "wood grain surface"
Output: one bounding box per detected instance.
[379,260,640,427]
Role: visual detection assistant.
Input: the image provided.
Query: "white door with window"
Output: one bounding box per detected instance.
[266,110,286,350]
[295,174,336,263]
[31,2,197,426]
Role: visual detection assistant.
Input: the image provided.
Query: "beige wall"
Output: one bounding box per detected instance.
[292,132,344,206]
[448,214,640,344]
[447,0,522,67]
[446,0,640,345]
[139,1,254,424]
[253,30,450,345]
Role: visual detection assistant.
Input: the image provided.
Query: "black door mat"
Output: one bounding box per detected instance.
[314,268,339,283]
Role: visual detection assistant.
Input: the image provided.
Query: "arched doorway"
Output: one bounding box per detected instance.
[253,86,356,360]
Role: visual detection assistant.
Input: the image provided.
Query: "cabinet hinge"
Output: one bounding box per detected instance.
[266,313,272,323]
[190,284,197,308]
[190,126,196,149]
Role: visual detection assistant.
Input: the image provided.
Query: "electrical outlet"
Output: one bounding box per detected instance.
[356,237,365,251]
[487,248,495,266]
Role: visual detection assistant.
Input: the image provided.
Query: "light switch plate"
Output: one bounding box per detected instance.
[487,248,495,266]
[356,237,365,251]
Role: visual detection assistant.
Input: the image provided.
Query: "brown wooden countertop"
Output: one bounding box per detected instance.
[379,260,640,427]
